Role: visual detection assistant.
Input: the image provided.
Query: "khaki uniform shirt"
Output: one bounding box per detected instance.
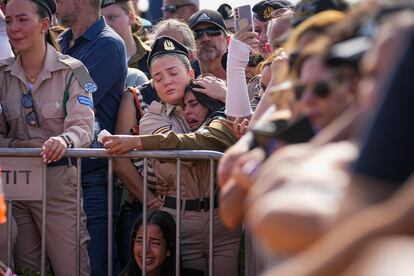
[140,118,237,152]
[140,101,214,198]
[0,44,94,148]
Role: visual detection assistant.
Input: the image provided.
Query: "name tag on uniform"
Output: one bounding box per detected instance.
[0,157,43,200]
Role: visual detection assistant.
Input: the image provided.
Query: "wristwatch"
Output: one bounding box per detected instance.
[61,134,74,148]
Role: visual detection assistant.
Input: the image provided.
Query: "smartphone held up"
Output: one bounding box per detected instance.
[234,5,254,33]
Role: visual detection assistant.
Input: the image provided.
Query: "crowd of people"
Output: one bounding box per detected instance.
[0,0,413,275]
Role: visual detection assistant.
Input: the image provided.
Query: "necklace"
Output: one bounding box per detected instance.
[27,76,36,84]
[25,72,39,84]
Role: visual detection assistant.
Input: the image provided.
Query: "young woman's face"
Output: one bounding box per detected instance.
[134,224,168,275]
[183,91,210,130]
[101,4,133,40]
[5,0,48,52]
[298,55,354,130]
[151,55,193,105]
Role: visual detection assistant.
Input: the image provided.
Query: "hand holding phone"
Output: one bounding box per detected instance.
[234,5,254,33]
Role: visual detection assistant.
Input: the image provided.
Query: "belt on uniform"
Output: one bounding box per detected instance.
[47,158,77,168]
[163,196,218,212]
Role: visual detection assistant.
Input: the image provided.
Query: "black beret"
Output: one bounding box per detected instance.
[293,0,349,26]
[101,0,128,9]
[32,0,57,18]
[147,36,189,68]
[187,9,228,32]
[252,0,294,21]
[217,3,234,20]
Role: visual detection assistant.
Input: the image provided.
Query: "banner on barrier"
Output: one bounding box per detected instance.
[0,157,43,200]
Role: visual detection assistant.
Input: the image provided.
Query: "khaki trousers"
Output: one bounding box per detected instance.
[0,217,17,267]
[162,207,242,276]
[13,165,90,276]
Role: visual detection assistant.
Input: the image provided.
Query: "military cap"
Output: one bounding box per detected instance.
[31,0,57,18]
[187,9,228,32]
[101,0,128,9]
[252,0,294,21]
[293,0,349,26]
[147,36,189,68]
[217,3,234,20]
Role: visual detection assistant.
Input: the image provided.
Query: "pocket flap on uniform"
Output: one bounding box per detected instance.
[41,102,65,119]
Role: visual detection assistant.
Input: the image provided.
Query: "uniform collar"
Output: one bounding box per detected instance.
[5,44,66,90]
[165,103,184,116]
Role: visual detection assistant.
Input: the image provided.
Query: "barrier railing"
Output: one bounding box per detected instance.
[0,148,223,276]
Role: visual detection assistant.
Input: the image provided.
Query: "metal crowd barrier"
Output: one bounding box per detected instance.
[0,148,223,276]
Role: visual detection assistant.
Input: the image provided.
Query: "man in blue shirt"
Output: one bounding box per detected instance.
[56,0,127,274]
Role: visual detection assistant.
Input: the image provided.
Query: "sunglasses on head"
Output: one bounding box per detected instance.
[193,27,223,39]
[294,80,331,100]
[21,89,40,127]
[161,3,193,14]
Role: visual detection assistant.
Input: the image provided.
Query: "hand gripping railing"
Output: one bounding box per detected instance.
[0,148,222,276]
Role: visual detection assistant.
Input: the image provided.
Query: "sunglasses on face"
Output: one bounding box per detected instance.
[193,27,223,39]
[294,80,331,100]
[161,3,193,14]
[21,90,40,127]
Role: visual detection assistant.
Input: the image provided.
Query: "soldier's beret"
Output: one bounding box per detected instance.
[31,0,57,18]
[147,36,189,68]
[252,0,294,21]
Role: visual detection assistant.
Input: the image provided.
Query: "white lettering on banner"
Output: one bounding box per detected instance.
[0,157,43,200]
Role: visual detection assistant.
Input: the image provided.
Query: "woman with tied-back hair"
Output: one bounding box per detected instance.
[0,0,94,274]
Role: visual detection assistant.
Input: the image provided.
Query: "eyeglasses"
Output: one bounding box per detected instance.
[161,3,193,14]
[21,90,40,127]
[294,80,331,100]
[193,27,223,39]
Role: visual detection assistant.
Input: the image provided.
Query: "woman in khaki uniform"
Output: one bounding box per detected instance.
[105,36,241,275]
[0,0,94,274]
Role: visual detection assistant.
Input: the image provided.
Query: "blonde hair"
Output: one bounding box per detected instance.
[284,10,346,53]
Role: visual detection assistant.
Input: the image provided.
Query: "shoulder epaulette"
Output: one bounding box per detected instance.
[148,101,163,115]
[0,57,15,69]
[60,55,97,93]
